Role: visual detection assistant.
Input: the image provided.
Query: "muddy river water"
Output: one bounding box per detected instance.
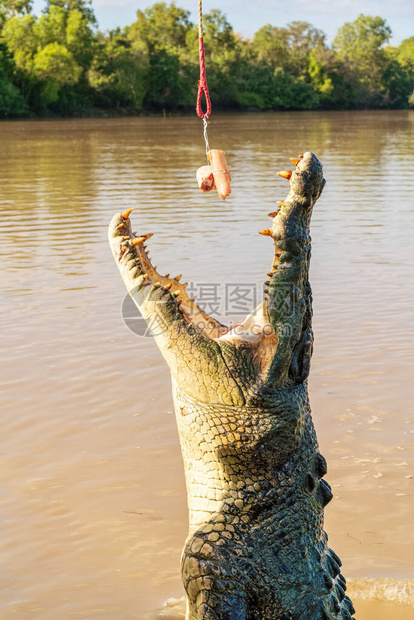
[1,111,413,618]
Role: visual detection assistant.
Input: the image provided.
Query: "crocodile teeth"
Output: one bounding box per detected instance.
[259,229,273,237]
[290,158,300,165]
[118,246,128,260]
[131,233,154,246]
[268,211,278,218]
[164,283,172,290]
[175,274,182,281]
[121,208,134,220]
[277,170,292,180]
[117,224,125,231]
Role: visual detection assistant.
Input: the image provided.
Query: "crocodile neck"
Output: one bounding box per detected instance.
[172,379,321,546]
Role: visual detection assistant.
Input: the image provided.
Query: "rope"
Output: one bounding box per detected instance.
[196,0,211,120]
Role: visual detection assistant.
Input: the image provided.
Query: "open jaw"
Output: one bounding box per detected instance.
[108,152,324,353]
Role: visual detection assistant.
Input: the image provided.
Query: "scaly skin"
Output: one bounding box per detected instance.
[108,152,356,619]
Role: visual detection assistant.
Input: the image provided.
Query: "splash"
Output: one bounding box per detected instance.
[158,597,186,619]
[157,580,414,618]
[348,578,414,607]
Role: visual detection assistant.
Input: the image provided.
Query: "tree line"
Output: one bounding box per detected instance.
[0,0,413,117]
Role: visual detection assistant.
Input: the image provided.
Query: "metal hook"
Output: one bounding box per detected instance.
[203,117,210,160]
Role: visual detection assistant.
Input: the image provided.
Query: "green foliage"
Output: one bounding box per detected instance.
[395,37,414,69]
[89,30,148,109]
[331,14,405,107]
[0,4,413,115]
[0,0,31,30]
[0,45,26,114]
[1,0,95,110]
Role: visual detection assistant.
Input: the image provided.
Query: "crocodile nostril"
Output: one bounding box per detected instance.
[306,473,316,491]
[315,452,328,478]
[317,479,333,506]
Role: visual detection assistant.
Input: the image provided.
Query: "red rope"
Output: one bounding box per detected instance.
[196,35,211,119]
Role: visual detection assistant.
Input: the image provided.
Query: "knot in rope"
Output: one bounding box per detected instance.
[196,0,211,120]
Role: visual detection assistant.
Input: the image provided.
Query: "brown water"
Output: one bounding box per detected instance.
[1,112,413,619]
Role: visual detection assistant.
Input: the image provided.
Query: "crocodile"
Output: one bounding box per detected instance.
[108,152,356,620]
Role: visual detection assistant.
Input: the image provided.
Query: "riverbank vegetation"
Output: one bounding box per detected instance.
[0,0,413,117]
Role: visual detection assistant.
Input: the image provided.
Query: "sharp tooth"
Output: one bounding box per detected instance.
[277,170,292,180]
[131,233,154,245]
[268,211,278,218]
[138,233,153,242]
[165,273,170,278]
[117,224,124,231]
[154,265,158,271]
[175,274,182,281]
[155,281,161,286]
[118,246,128,261]
[264,280,270,286]
[122,208,134,220]
[173,290,180,296]
[133,230,137,235]
[259,229,273,237]
[299,154,304,159]
[278,201,284,206]
[290,158,300,165]
[164,283,172,290]
[267,272,274,277]
[143,274,148,279]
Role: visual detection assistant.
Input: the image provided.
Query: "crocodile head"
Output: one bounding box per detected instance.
[108,152,325,407]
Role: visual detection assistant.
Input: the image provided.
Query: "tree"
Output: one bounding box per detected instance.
[127,2,190,55]
[395,36,414,69]
[44,0,96,25]
[308,48,334,103]
[333,14,391,105]
[1,0,96,109]
[0,0,32,30]
[89,29,148,109]
[126,2,194,108]
[0,3,413,115]
[0,45,26,114]
[251,24,289,69]
[285,21,326,75]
